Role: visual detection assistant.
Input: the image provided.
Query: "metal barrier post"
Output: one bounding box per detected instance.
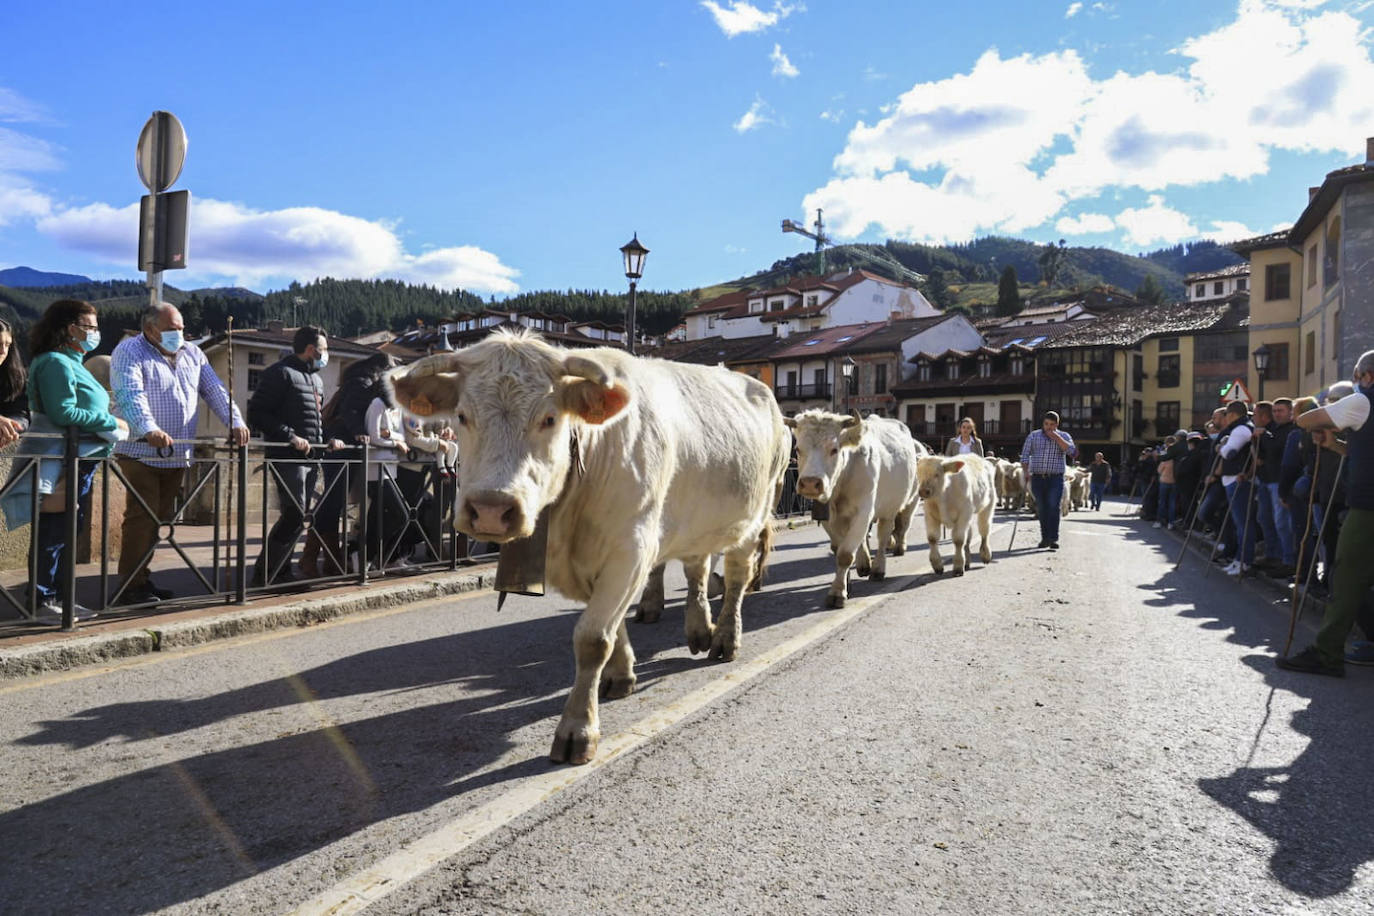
[60,426,80,631]
[236,442,248,604]
[357,442,370,585]
[99,455,110,612]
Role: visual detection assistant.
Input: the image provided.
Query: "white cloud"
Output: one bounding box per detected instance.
[0,126,61,172]
[770,44,800,78]
[807,0,1374,245]
[0,88,51,124]
[700,1,796,37]
[733,97,778,133]
[0,178,52,227]
[819,109,844,122]
[1065,2,1083,18]
[1056,212,1115,234]
[1115,195,1198,247]
[1208,219,1260,240]
[34,197,520,293]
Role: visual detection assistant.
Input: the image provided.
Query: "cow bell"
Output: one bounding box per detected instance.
[809,500,830,521]
[495,506,551,609]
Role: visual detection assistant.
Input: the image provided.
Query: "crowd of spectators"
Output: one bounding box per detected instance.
[0,298,458,623]
[1123,357,1374,674]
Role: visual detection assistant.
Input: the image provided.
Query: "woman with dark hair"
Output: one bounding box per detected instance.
[945,416,984,457]
[304,352,398,577]
[12,299,125,620]
[0,317,30,448]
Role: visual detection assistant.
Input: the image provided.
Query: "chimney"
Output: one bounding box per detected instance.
[266,319,285,333]
[1366,136,1374,164]
[1310,186,1321,202]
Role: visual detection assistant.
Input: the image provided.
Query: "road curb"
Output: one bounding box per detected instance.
[0,569,495,681]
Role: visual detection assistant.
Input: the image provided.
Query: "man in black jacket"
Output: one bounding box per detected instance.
[246,326,344,585]
[1258,397,1296,576]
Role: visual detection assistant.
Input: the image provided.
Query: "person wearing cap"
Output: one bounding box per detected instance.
[1019,410,1075,549]
[1277,349,1374,676]
[111,302,249,605]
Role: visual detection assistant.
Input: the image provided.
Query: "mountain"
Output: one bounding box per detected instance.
[0,266,94,288]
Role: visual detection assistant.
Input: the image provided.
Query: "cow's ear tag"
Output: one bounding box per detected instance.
[576,384,629,425]
[410,394,434,417]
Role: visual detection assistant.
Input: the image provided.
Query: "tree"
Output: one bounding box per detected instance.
[1038,238,1067,288]
[996,266,1022,317]
[922,268,955,311]
[1135,273,1167,304]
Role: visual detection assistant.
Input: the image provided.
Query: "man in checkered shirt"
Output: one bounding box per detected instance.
[111,303,249,605]
[1019,410,1077,550]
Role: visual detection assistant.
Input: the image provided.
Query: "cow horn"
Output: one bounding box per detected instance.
[782,417,798,428]
[841,410,862,430]
[562,354,612,387]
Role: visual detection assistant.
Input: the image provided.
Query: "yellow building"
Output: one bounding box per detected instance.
[1231,231,1300,397]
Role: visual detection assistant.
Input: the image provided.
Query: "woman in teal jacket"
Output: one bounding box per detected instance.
[26,299,125,620]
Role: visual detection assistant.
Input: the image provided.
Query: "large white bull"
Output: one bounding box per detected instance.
[917,454,997,576]
[390,330,789,764]
[786,410,924,608]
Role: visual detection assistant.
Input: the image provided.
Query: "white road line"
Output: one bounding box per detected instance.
[287,575,911,916]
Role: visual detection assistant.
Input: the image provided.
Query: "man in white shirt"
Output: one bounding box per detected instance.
[1277,349,1374,677]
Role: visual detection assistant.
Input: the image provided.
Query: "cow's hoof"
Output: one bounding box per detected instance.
[825,592,846,609]
[870,569,886,582]
[931,567,944,576]
[709,632,739,662]
[549,729,598,765]
[634,605,662,624]
[953,567,965,577]
[599,674,636,700]
[686,625,715,655]
[980,551,992,563]
[891,546,906,557]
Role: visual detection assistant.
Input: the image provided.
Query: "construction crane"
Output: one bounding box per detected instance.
[781,208,926,286]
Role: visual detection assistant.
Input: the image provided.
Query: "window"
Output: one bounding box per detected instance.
[1264,342,1290,381]
[813,368,826,392]
[707,315,717,329]
[1308,245,1318,288]
[1010,356,1024,376]
[1195,284,1204,298]
[917,361,931,382]
[769,298,787,312]
[749,300,763,314]
[248,369,262,391]
[1237,277,1247,291]
[1325,218,1341,288]
[1304,332,1315,374]
[1159,337,1179,352]
[875,364,888,394]
[1157,354,1180,388]
[1265,263,1291,301]
[1133,353,1143,392]
[1213,281,1224,295]
[248,352,265,366]
[786,370,797,388]
[1156,401,1181,433]
[977,358,991,378]
[805,294,818,307]
[947,359,959,380]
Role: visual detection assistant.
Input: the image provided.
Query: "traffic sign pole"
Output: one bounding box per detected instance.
[135,111,188,306]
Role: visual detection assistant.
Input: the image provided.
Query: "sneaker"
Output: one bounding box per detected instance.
[34,601,98,623]
[1345,641,1374,667]
[1037,540,1050,549]
[145,579,176,601]
[1049,541,1060,550]
[1275,646,1344,678]
[1152,521,1162,529]
[1223,560,1245,577]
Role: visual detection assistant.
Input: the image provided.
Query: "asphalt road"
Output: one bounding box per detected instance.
[0,502,1369,915]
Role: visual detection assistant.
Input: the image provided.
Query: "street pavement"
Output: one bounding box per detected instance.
[0,502,1369,915]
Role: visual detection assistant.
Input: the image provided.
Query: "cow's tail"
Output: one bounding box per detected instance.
[748,517,774,593]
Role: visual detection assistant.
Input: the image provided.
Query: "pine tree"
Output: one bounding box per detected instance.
[996,266,1022,317]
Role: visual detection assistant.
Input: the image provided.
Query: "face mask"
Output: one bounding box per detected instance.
[76,329,100,353]
[312,352,329,372]
[160,330,184,352]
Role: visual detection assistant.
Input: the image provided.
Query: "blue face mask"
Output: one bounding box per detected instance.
[312,352,329,372]
[76,329,100,353]
[160,330,184,352]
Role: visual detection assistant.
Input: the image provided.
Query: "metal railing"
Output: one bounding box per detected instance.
[0,430,466,632]
[774,383,832,400]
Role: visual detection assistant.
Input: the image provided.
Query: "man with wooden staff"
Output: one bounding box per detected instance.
[1277,349,1374,677]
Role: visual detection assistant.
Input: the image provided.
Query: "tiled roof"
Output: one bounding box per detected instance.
[1041,300,1242,349]
[833,316,955,354]
[641,333,784,366]
[1291,161,1374,241]
[1229,230,1292,256]
[1184,263,1250,282]
[200,329,381,358]
[980,320,1085,350]
[682,288,754,317]
[769,322,887,360]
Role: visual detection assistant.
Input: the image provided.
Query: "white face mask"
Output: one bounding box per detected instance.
[160,330,184,351]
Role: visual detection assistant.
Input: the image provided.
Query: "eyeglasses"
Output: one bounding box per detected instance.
[74,323,99,332]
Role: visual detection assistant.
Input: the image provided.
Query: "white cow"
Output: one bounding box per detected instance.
[1067,467,1090,511]
[917,454,997,576]
[391,329,790,764]
[997,459,1027,510]
[786,410,924,608]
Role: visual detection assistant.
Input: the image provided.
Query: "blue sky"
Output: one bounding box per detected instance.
[3,0,1372,297]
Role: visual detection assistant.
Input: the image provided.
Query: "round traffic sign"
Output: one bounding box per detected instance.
[135,111,187,193]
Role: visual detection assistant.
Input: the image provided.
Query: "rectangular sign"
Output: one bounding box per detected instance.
[137,189,190,272]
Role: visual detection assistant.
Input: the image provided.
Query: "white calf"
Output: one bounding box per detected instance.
[917,454,997,576]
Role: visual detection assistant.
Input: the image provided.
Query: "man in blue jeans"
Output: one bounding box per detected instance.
[1020,411,1076,549]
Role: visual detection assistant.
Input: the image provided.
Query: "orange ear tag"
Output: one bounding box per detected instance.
[410,394,434,417]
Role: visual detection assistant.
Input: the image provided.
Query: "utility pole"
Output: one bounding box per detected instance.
[781,211,925,285]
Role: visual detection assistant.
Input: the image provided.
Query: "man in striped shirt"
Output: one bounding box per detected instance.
[112,303,249,605]
[1020,410,1076,550]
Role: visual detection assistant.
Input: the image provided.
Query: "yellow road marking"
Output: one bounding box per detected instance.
[289,574,913,916]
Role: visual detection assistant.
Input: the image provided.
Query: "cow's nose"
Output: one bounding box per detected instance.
[464,491,524,538]
[797,476,823,496]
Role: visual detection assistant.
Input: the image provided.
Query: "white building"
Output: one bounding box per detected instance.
[1185,264,1250,302]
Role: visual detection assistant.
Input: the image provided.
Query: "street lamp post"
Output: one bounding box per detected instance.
[840,356,856,414]
[1253,343,1271,403]
[620,234,649,355]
